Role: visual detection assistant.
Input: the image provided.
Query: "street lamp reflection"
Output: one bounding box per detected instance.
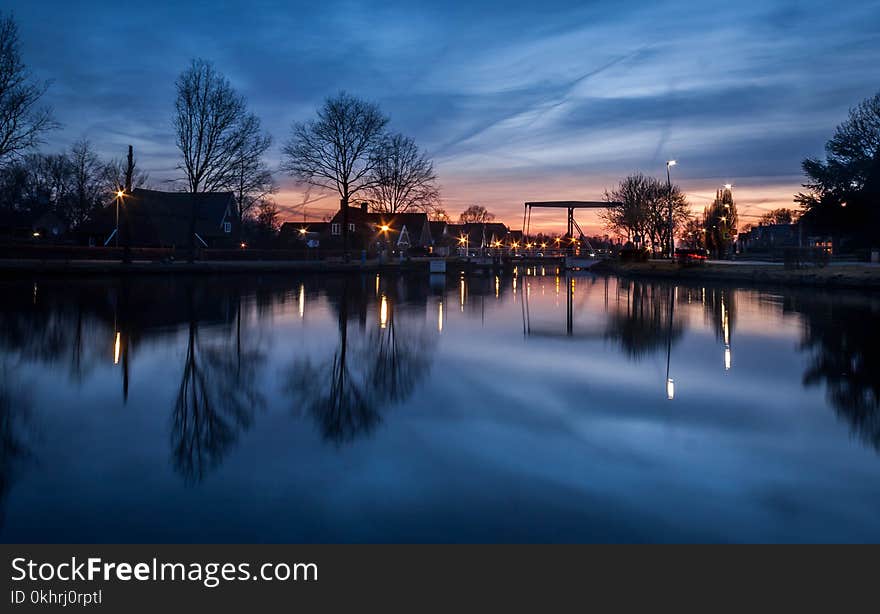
[380,295,389,329]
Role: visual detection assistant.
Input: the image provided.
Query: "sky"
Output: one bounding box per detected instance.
[8,0,880,233]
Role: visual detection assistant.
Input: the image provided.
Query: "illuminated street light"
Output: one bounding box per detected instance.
[666,160,677,259]
[114,332,121,365]
[114,188,125,248]
[666,378,675,400]
[724,345,732,371]
[380,224,390,232]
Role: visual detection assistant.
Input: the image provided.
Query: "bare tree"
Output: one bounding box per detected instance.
[173,59,250,259]
[602,173,689,253]
[0,13,56,164]
[367,133,438,214]
[231,113,275,236]
[458,205,494,224]
[281,91,388,260]
[68,139,105,227]
[430,207,450,222]
[174,59,247,193]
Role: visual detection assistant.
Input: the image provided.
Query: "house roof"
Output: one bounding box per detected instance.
[78,188,236,246]
[331,207,429,237]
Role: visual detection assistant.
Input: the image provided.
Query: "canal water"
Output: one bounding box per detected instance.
[1,271,878,543]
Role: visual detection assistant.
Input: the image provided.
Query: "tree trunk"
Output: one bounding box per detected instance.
[341,196,350,262]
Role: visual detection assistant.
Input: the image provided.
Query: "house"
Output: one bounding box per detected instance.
[326,204,433,254]
[737,223,799,253]
[77,188,240,248]
[0,209,67,243]
[278,221,330,249]
[441,222,513,253]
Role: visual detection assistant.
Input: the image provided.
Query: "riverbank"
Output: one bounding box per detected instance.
[591,260,880,289]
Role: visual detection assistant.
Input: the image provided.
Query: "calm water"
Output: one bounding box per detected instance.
[1,270,879,543]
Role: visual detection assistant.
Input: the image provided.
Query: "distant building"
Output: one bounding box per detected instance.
[0,209,68,243]
[440,222,513,254]
[278,221,330,249]
[737,223,799,253]
[78,188,239,248]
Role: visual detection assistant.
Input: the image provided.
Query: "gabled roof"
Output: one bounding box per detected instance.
[78,188,236,246]
[330,207,430,237]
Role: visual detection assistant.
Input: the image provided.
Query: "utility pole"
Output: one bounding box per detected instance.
[666,160,677,259]
[121,145,134,264]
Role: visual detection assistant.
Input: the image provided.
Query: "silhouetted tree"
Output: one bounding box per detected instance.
[603,173,689,253]
[430,208,450,222]
[173,59,251,260]
[759,208,797,225]
[0,13,56,163]
[367,133,439,214]
[680,217,705,249]
[797,90,880,248]
[704,185,737,258]
[281,92,388,261]
[458,204,494,224]
[68,139,105,227]
[231,113,275,236]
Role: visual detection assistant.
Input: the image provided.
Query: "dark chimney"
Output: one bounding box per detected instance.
[360,201,368,213]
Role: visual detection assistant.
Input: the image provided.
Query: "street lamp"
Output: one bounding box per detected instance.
[666,160,676,259]
[115,189,125,247]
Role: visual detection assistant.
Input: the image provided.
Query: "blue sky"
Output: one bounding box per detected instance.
[9,0,880,230]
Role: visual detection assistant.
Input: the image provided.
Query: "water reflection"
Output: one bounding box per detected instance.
[0,362,33,528]
[287,276,434,444]
[1,271,880,541]
[795,292,880,450]
[171,284,266,483]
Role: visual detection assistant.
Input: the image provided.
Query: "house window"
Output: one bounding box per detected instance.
[223,221,231,233]
[348,223,355,232]
[331,223,341,236]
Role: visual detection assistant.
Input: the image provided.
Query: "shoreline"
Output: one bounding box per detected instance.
[590,260,880,290]
[0,258,427,275]
[2,256,879,290]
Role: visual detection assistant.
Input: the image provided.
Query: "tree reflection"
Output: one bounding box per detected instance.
[171,284,266,483]
[0,280,112,382]
[605,280,684,359]
[796,294,880,450]
[0,362,33,529]
[288,276,435,444]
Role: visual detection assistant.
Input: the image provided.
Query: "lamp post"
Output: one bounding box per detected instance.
[666,160,676,259]
[115,189,124,248]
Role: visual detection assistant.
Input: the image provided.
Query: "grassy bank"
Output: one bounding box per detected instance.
[591,260,880,290]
